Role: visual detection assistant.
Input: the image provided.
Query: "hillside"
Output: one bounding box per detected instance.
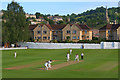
[68,7,120,29]
[2,6,120,29]
[33,6,120,29]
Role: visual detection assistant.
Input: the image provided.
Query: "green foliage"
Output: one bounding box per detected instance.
[2,1,30,44]
[30,6,120,28]
[35,6,119,29]
[35,12,44,19]
[50,40,58,43]
[54,14,59,16]
[43,16,55,25]
[57,21,65,24]
[48,19,55,25]
[39,21,46,24]
[66,36,70,40]
[32,19,36,22]
[49,39,120,43]
[68,6,120,28]
[77,40,101,44]
[92,37,99,40]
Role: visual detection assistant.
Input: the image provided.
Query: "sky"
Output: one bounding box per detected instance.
[1,0,119,15]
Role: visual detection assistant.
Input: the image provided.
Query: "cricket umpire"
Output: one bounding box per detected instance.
[81,53,84,60]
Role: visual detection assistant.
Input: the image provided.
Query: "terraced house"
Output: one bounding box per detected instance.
[29,24,92,42]
[99,24,120,40]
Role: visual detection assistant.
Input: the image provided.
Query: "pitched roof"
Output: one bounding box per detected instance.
[75,24,91,30]
[29,24,91,31]
[99,24,120,30]
[45,24,53,30]
[29,24,38,30]
[51,24,67,30]
[29,24,52,30]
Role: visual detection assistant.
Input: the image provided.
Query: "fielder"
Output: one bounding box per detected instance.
[14,51,17,58]
[70,48,72,55]
[75,54,79,61]
[48,60,52,68]
[66,53,70,62]
[44,61,48,70]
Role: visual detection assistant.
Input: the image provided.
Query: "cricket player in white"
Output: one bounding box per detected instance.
[44,61,48,70]
[75,54,79,61]
[48,60,52,68]
[70,48,72,55]
[66,53,70,62]
[14,51,17,58]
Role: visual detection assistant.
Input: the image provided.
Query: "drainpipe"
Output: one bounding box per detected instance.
[41,25,42,41]
[70,25,72,41]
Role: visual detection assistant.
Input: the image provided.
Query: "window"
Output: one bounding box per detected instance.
[43,31,47,34]
[72,30,76,34]
[67,30,70,34]
[72,36,76,39]
[82,35,85,37]
[38,25,41,27]
[78,36,79,39]
[85,30,87,34]
[55,36,57,40]
[87,36,89,38]
[35,37,36,39]
[43,36,47,40]
[108,30,110,34]
[56,31,58,33]
[38,37,41,39]
[48,37,50,40]
[37,31,41,34]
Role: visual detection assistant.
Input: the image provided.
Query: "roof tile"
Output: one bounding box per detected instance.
[99,24,120,30]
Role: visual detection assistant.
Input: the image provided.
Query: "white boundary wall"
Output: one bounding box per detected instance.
[17,42,120,49]
[0,47,27,50]
[101,42,120,49]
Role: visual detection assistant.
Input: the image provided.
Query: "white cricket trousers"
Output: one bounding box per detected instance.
[45,66,48,70]
[67,57,70,62]
[75,57,79,61]
[48,64,51,68]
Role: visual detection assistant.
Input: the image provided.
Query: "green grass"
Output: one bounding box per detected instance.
[2,49,118,78]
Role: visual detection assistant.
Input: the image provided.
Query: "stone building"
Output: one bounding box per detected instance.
[99,24,120,40]
[29,24,93,42]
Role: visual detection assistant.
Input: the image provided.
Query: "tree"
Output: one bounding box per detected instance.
[48,19,55,25]
[2,1,29,44]
[33,19,37,22]
[66,36,70,40]
[57,21,64,24]
[54,14,59,16]
[35,12,40,19]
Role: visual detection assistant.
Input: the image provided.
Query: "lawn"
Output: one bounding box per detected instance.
[2,49,118,78]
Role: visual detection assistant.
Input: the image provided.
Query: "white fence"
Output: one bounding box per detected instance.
[0,47,27,50]
[17,42,120,49]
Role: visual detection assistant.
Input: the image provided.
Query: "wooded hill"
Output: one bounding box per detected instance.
[34,6,120,29]
[68,7,120,29]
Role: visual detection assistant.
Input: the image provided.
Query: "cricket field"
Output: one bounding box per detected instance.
[2,49,118,78]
